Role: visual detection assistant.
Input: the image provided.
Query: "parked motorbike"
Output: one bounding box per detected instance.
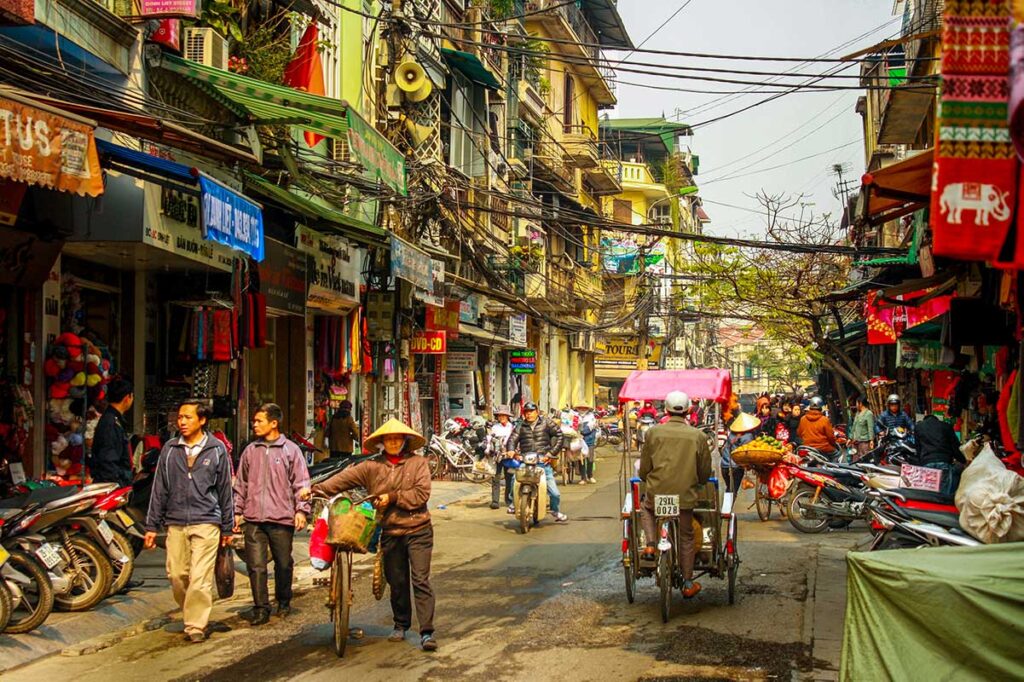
[512,452,549,534]
[862,427,916,466]
[3,486,116,612]
[636,415,657,448]
[91,485,141,595]
[865,489,980,550]
[0,509,55,634]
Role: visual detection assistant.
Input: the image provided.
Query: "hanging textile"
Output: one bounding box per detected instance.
[931,0,1016,263]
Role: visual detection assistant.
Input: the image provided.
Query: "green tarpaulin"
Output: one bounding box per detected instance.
[841,544,1024,681]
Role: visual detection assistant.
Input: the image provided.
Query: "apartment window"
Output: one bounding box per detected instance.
[446,71,486,177]
[563,74,575,134]
[613,198,632,224]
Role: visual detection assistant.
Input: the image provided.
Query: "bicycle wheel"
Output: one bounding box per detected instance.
[424,451,442,479]
[727,518,739,605]
[658,549,672,623]
[332,552,351,657]
[623,519,636,604]
[754,482,771,521]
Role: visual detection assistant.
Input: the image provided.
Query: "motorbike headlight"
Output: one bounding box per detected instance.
[524,453,539,464]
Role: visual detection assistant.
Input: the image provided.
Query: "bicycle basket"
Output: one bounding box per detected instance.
[326,497,378,553]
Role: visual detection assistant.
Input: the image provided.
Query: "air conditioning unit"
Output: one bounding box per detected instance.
[183,28,228,70]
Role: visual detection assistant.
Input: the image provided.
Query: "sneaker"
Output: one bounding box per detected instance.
[682,580,702,599]
[421,633,438,652]
[577,479,588,485]
[552,512,568,523]
[588,478,597,484]
[489,501,500,510]
[187,631,207,643]
[507,505,515,514]
[388,628,406,642]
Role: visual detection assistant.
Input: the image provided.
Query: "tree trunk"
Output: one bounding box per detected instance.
[822,356,864,395]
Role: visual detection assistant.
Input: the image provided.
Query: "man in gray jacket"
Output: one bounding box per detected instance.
[145,401,234,643]
[233,403,310,625]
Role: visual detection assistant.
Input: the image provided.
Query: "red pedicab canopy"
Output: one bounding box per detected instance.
[618,369,732,404]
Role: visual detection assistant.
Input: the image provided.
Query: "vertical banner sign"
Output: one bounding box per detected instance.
[509,349,536,374]
[199,174,264,261]
[509,314,528,347]
[426,300,460,338]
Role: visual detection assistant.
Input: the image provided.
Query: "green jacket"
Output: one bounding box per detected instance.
[638,415,712,510]
[850,408,875,442]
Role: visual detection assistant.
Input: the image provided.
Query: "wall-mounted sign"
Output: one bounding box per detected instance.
[595,338,662,368]
[199,174,264,261]
[140,0,198,18]
[297,224,361,313]
[411,330,447,354]
[459,294,481,323]
[346,108,407,196]
[390,235,431,290]
[446,351,476,372]
[259,239,307,315]
[509,313,527,347]
[426,299,460,337]
[145,184,235,272]
[0,96,103,197]
[510,348,536,374]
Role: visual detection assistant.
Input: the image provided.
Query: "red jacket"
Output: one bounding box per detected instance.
[797,412,837,452]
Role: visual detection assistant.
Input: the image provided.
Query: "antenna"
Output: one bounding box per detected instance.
[830,162,856,203]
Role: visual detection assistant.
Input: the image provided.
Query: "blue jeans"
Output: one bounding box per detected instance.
[540,463,561,513]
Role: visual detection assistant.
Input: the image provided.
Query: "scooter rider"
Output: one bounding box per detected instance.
[876,394,915,438]
[506,402,568,523]
[638,391,712,599]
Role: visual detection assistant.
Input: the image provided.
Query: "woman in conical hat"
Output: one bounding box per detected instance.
[311,417,438,652]
[721,412,760,493]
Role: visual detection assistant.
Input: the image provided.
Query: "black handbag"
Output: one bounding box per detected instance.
[215,544,235,599]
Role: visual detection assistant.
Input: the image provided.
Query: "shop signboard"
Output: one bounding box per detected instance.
[446,351,476,372]
[413,259,445,306]
[509,313,527,347]
[896,339,952,370]
[0,96,103,197]
[297,225,361,312]
[390,235,431,290]
[595,338,662,368]
[139,0,198,17]
[259,239,307,315]
[447,370,474,418]
[459,294,481,323]
[510,349,536,375]
[142,185,234,271]
[411,330,446,354]
[426,299,460,337]
[199,173,264,262]
[345,108,407,196]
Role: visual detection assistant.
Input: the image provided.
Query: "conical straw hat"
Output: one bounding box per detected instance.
[364,418,426,452]
[729,412,761,434]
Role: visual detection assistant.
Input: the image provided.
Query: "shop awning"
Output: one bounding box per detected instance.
[458,322,508,345]
[96,139,198,187]
[440,48,501,90]
[859,149,932,226]
[242,172,386,244]
[19,94,259,165]
[582,0,634,49]
[158,53,351,139]
[595,367,636,381]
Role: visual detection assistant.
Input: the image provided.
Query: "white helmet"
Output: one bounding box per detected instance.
[886,394,901,405]
[665,391,691,415]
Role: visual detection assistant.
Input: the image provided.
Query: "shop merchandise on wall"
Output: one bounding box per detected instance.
[0,376,34,493]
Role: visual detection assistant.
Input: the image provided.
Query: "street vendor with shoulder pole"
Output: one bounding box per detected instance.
[639,391,712,599]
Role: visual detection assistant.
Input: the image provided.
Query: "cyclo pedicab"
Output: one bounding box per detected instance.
[617,369,740,621]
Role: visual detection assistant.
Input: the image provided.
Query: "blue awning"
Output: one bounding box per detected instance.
[95,139,197,185]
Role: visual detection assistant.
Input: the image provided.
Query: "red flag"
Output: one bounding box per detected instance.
[282,23,326,148]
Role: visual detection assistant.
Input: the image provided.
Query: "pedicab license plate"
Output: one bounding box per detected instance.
[35,543,61,569]
[97,520,114,544]
[654,495,680,517]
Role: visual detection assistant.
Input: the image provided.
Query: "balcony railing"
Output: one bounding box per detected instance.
[573,268,604,307]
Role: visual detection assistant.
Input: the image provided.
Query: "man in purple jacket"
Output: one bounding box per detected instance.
[233,403,311,625]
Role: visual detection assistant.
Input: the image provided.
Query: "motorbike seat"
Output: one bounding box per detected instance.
[901,507,960,527]
[0,485,78,509]
[895,487,955,505]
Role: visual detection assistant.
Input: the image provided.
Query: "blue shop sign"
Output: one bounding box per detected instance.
[199,174,264,262]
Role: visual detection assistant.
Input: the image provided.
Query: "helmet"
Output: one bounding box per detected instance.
[808,396,824,411]
[523,401,538,412]
[886,394,901,405]
[665,391,690,415]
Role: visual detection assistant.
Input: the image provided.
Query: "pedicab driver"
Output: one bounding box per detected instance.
[639,391,712,599]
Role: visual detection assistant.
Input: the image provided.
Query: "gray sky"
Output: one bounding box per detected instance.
[610,0,897,236]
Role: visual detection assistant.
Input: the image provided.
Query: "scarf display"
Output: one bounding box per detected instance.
[314,309,364,374]
[931,0,1016,263]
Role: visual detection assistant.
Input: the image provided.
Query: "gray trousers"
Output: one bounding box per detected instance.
[640,499,696,580]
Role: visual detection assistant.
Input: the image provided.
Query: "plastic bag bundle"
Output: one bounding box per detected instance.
[955,445,1024,544]
[309,506,335,570]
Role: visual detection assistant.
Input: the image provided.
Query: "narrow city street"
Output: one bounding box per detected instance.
[5,451,857,682]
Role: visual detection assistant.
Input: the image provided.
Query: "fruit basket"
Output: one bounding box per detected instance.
[731,435,787,466]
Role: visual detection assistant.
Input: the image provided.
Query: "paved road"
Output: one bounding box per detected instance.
[5,451,859,681]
